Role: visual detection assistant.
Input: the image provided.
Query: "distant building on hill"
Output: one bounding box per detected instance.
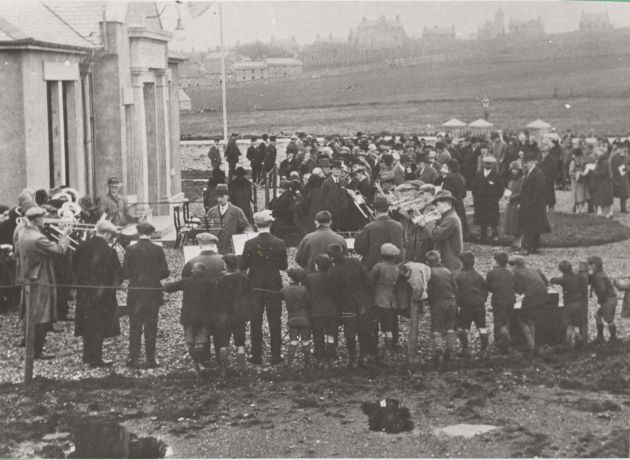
[265,58,304,78]
[478,8,505,40]
[314,33,346,45]
[579,11,613,31]
[179,50,239,88]
[179,89,192,112]
[233,61,268,81]
[233,58,304,81]
[508,17,545,36]
[351,15,408,50]
[423,25,457,41]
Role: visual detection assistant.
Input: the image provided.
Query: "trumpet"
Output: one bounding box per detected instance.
[43,218,97,232]
[389,195,427,209]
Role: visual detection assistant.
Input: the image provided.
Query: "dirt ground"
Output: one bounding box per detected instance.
[2,191,630,458]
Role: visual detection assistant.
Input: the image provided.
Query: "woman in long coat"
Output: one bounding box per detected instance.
[591,149,614,217]
[229,167,254,224]
[569,149,589,213]
[504,161,524,250]
[74,223,122,366]
[610,145,630,213]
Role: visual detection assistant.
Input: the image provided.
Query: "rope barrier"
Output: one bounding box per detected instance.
[0,281,281,294]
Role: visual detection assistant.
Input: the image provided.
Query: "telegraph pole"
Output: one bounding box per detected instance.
[219,1,228,141]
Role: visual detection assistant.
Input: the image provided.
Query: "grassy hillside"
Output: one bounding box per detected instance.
[181,29,630,137]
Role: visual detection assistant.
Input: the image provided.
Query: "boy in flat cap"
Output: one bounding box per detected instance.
[122,222,170,368]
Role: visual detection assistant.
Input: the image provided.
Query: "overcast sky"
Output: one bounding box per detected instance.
[160,1,630,51]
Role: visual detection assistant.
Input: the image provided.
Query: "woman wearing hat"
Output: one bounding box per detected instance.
[504,161,525,251]
[472,154,503,242]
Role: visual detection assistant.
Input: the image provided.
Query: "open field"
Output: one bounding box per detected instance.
[181,52,630,137]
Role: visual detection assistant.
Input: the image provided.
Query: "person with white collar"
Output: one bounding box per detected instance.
[205,183,253,254]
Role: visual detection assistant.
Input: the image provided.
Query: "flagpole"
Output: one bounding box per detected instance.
[219,1,228,142]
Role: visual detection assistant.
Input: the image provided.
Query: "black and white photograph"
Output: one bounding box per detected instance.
[1,0,630,457]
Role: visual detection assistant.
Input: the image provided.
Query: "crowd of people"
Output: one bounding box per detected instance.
[0,128,627,376]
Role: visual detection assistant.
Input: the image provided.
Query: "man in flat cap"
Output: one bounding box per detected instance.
[472,155,504,242]
[96,177,137,227]
[73,220,122,367]
[354,195,403,271]
[519,151,550,254]
[225,133,241,182]
[295,210,347,273]
[17,207,71,361]
[181,232,225,364]
[205,183,253,254]
[241,210,288,365]
[122,222,170,368]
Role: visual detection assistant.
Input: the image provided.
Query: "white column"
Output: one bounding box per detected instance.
[131,67,149,203]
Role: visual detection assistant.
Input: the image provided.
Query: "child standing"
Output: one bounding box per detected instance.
[163,262,213,372]
[587,256,619,343]
[454,252,489,358]
[550,260,589,348]
[281,266,311,368]
[305,254,338,368]
[426,250,458,366]
[214,254,255,370]
[485,252,516,354]
[370,243,402,359]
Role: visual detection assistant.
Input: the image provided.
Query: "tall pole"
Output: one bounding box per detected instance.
[219,1,228,142]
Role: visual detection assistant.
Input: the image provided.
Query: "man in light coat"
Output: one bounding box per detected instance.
[18,207,71,360]
[205,184,254,254]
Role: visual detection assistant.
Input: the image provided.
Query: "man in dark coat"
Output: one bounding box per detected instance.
[611,145,630,213]
[205,184,254,254]
[73,220,121,367]
[255,134,269,181]
[295,210,347,272]
[240,211,288,365]
[354,195,404,270]
[246,136,261,182]
[320,160,349,231]
[472,155,504,241]
[301,169,325,234]
[207,137,222,170]
[228,167,254,224]
[224,133,241,181]
[519,152,551,254]
[540,148,558,211]
[122,223,169,368]
[263,136,278,175]
[440,159,469,240]
[423,190,463,272]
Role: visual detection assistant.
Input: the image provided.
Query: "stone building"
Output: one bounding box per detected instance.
[478,8,505,40]
[233,60,268,81]
[508,17,545,36]
[579,11,613,31]
[0,1,184,218]
[265,58,303,78]
[352,16,408,50]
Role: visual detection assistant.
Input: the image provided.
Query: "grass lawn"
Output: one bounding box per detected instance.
[467,211,630,248]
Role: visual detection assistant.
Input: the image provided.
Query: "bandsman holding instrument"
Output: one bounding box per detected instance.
[18,207,71,363]
[97,177,137,227]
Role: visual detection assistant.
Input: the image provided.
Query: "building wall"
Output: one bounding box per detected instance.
[168,61,182,197]
[0,51,27,199]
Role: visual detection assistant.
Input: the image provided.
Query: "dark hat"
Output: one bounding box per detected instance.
[223,254,240,271]
[326,243,345,258]
[315,210,332,224]
[136,222,155,236]
[235,167,247,177]
[508,255,526,267]
[262,133,269,141]
[331,160,343,169]
[416,153,427,163]
[214,137,221,142]
[279,180,291,190]
[216,184,229,195]
[287,266,307,282]
[431,190,457,205]
[231,132,239,137]
[373,195,390,210]
[317,158,331,168]
[107,177,121,186]
[250,136,257,142]
[270,135,277,142]
[399,153,411,164]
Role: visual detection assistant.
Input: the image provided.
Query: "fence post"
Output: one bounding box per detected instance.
[24,283,34,383]
[253,182,258,212]
[265,172,270,209]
